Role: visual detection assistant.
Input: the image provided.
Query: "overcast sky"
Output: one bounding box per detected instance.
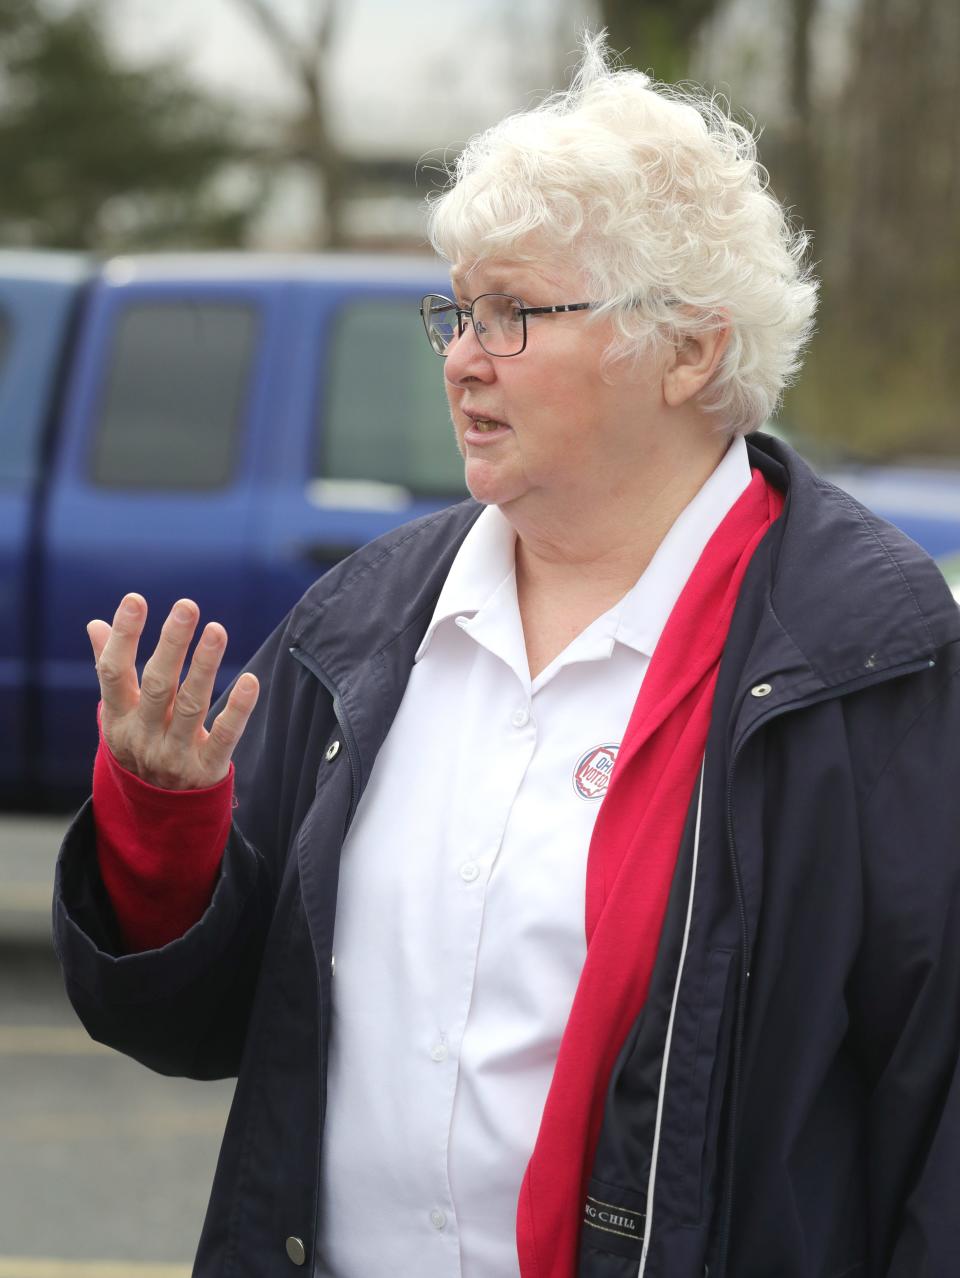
[104,0,599,154]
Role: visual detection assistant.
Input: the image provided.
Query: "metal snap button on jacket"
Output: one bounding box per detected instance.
[285,1235,306,1265]
[324,739,341,761]
[750,682,773,698]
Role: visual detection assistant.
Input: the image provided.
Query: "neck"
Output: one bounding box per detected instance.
[512,434,730,605]
[508,432,731,679]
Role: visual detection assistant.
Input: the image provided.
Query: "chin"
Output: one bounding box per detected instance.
[464,458,525,508]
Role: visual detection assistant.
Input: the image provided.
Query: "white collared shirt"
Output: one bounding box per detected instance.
[316,438,751,1277]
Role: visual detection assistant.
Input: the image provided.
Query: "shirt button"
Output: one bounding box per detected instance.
[511,706,530,728]
[430,1043,448,1062]
[430,1209,447,1230]
[459,861,480,883]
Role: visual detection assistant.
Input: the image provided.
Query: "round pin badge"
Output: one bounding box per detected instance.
[572,743,619,800]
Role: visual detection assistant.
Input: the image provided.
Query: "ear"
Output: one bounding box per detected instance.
[662,323,731,409]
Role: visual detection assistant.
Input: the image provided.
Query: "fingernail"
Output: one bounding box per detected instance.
[122,598,140,616]
[174,603,193,624]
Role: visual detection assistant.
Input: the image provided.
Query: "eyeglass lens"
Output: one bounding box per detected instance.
[422,294,526,357]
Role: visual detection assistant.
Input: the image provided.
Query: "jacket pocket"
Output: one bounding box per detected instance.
[679,946,735,1227]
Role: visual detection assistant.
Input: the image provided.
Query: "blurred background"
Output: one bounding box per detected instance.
[2,0,958,456]
[1,0,957,1273]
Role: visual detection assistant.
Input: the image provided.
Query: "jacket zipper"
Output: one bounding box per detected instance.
[288,642,361,1272]
[712,735,751,1277]
[636,758,707,1278]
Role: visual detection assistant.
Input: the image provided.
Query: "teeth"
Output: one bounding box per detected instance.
[473,419,503,433]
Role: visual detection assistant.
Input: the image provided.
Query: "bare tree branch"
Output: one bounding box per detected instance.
[230,0,330,94]
[226,0,346,246]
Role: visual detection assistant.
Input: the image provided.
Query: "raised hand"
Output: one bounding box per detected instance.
[87,593,260,790]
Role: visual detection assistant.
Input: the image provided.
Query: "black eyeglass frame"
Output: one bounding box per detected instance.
[419,292,594,358]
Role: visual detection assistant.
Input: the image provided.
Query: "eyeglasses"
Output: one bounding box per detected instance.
[419,292,593,358]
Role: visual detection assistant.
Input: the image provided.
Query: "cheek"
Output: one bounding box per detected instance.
[444,384,465,451]
[524,373,604,447]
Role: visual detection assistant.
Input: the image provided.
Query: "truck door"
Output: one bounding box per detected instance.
[38,271,288,800]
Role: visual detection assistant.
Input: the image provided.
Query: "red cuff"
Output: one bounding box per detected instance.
[92,706,234,952]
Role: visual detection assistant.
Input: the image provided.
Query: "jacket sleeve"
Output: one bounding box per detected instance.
[52,609,325,1081]
[847,652,960,1275]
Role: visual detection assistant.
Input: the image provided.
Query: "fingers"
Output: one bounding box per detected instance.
[165,621,228,748]
[90,594,147,717]
[202,673,260,780]
[137,599,199,730]
[88,595,260,788]
[86,619,112,663]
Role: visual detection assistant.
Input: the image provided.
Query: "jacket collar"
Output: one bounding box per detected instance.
[290,501,483,680]
[730,433,960,747]
[289,502,483,794]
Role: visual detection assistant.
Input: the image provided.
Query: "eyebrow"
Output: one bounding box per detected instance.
[450,266,535,298]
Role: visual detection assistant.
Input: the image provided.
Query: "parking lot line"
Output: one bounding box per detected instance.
[0,1262,190,1278]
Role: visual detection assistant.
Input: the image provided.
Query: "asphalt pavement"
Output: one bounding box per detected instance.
[0,811,234,1275]
[0,812,66,946]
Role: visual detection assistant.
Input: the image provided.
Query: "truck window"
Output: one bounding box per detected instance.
[90,302,256,489]
[316,299,466,498]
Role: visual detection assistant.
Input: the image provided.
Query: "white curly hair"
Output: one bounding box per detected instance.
[426,32,819,437]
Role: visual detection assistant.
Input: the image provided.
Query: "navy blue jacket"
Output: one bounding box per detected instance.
[54,436,960,1278]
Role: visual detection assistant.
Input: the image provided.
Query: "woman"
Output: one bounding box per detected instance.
[55,34,960,1278]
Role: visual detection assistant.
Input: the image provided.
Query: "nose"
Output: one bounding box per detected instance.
[443,320,496,388]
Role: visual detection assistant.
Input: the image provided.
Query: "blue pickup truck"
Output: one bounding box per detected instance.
[0,250,465,805]
[1,251,958,806]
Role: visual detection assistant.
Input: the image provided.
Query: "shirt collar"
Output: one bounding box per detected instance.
[415,435,752,664]
[612,434,752,657]
[414,504,517,662]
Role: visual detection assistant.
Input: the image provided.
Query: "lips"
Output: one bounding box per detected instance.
[463,410,511,434]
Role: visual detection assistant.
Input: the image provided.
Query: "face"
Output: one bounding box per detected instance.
[443,256,668,521]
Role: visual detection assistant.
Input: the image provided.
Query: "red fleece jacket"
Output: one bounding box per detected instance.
[93,721,233,952]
